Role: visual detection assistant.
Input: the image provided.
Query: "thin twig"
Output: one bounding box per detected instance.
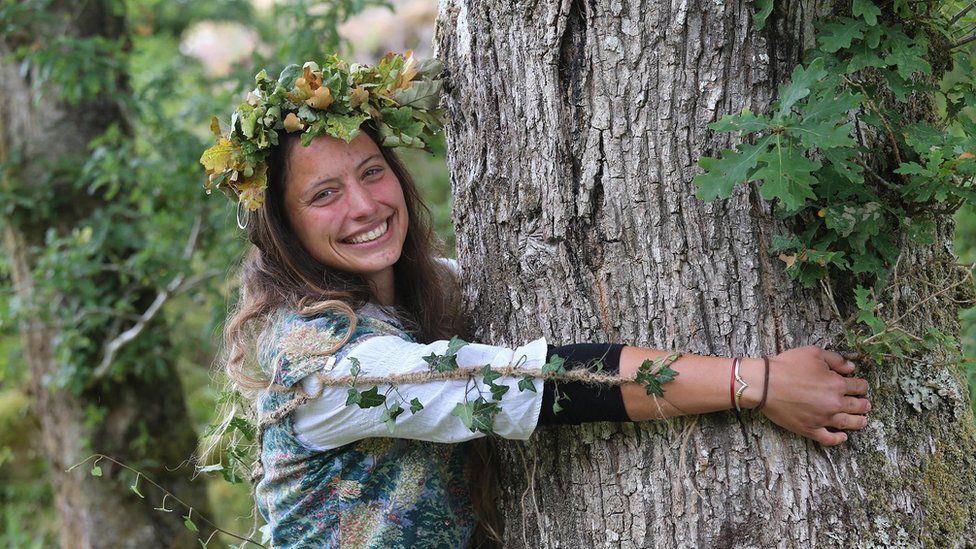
[950,1,976,26]
[66,454,265,547]
[91,215,201,381]
[953,32,976,48]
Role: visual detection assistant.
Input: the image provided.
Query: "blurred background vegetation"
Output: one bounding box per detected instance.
[0,0,973,546]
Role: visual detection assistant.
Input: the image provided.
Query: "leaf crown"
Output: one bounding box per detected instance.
[199,51,445,211]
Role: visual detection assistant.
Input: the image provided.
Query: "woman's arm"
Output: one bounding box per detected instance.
[619,345,870,446]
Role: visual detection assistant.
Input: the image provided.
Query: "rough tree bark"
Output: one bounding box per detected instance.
[436,0,976,546]
[0,3,209,547]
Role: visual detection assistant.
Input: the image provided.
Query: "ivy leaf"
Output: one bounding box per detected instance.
[635,359,680,397]
[381,401,404,433]
[229,417,256,441]
[452,398,501,434]
[490,383,510,401]
[90,465,103,477]
[409,398,424,414]
[481,364,501,385]
[356,386,386,409]
[345,388,361,406]
[541,354,566,377]
[446,336,469,355]
[754,0,773,31]
[517,375,537,392]
[754,145,820,211]
[817,19,865,53]
[694,137,771,201]
[852,0,881,26]
[775,58,828,118]
[348,356,361,377]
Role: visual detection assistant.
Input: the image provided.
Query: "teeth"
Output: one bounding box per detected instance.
[345,220,388,244]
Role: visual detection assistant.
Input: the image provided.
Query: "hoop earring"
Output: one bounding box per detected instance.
[236,201,250,230]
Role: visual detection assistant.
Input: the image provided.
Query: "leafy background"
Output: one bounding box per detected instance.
[0,0,973,545]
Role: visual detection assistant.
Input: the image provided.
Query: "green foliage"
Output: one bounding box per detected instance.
[697,1,976,289]
[635,357,681,398]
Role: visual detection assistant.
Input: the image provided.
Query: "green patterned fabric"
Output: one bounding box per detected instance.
[255,308,476,548]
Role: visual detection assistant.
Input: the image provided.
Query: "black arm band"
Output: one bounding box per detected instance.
[538,343,631,425]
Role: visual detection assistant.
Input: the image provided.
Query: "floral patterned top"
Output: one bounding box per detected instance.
[254,306,478,548]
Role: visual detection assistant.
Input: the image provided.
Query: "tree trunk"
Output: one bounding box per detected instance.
[436,0,976,546]
[0,3,209,547]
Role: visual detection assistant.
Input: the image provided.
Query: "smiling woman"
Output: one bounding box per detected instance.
[282,133,410,306]
[205,54,871,548]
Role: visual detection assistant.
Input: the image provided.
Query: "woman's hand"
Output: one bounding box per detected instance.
[753,345,870,446]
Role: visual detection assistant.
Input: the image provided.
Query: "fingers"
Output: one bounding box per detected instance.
[828,412,869,431]
[841,396,871,414]
[810,427,849,446]
[843,377,869,396]
[821,349,855,374]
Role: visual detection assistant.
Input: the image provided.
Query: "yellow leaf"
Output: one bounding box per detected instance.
[209,116,222,138]
[199,138,240,173]
[961,152,975,160]
[284,112,304,133]
[395,50,418,90]
[349,86,369,108]
[817,209,826,217]
[294,77,312,99]
[779,253,797,268]
[303,65,323,90]
[306,86,333,110]
[238,165,268,211]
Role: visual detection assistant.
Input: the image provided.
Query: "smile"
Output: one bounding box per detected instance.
[343,219,389,244]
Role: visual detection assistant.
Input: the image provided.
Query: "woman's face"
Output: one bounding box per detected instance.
[282,132,409,279]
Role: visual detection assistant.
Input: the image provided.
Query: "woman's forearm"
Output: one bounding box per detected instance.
[618,347,763,420]
[617,345,871,446]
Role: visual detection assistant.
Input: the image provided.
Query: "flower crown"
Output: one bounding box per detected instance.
[200,52,445,211]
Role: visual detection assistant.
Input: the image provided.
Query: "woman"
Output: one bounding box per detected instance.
[204,54,870,548]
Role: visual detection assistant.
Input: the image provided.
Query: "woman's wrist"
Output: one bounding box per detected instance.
[737,357,766,410]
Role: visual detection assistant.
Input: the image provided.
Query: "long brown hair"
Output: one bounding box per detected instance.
[218,125,502,545]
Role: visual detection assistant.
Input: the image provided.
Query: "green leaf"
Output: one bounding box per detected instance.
[635,359,680,397]
[90,465,103,477]
[817,20,865,53]
[356,386,386,408]
[229,417,256,441]
[381,401,404,433]
[345,388,361,406]
[517,375,537,392]
[754,145,820,211]
[852,0,880,26]
[348,356,361,377]
[754,0,773,31]
[788,119,854,150]
[409,398,424,414]
[489,383,510,401]
[393,80,442,110]
[541,354,566,377]
[776,58,828,118]
[451,402,474,430]
[709,109,770,133]
[183,515,199,533]
[480,364,501,385]
[445,336,469,356]
[452,398,501,434]
[197,463,224,473]
[694,137,771,201]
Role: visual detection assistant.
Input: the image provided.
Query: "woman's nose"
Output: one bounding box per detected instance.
[345,180,380,218]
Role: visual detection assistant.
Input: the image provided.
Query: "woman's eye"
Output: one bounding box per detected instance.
[363,167,383,178]
[313,189,335,202]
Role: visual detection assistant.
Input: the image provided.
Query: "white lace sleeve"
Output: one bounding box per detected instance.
[292,335,548,451]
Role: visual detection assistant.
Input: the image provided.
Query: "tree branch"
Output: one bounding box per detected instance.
[950,1,976,27]
[91,215,201,381]
[953,32,976,49]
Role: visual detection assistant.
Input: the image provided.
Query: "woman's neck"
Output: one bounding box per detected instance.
[365,266,396,307]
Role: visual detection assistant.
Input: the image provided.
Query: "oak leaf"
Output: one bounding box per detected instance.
[284,112,304,133]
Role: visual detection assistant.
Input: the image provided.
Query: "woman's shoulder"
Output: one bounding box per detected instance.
[260,305,408,388]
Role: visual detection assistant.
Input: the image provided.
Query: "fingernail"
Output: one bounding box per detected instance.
[846,360,855,370]
[866,402,872,412]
